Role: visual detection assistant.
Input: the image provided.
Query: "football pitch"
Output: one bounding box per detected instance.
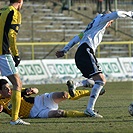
[0,81,133,133]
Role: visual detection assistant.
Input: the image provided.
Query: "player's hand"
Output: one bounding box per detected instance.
[13,56,21,67]
[0,104,3,113]
[26,87,39,95]
[56,51,65,58]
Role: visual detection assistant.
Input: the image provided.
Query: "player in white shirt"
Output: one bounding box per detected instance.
[56,10,133,118]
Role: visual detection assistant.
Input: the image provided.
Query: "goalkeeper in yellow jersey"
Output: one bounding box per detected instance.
[0,79,105,119]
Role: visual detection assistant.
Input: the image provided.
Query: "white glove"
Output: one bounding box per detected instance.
[131,11,133,18]
[117,11,133,18]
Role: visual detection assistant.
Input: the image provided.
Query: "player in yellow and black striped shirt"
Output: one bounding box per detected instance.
[0,0,30,125]
[0,79,105,119]
[0,79,88,119]
[0,79,38,118]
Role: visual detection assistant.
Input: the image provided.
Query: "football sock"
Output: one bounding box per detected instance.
[68,90,90,100]
[63,110,86,117]
[87,80,104,113]
[75,79,94,88]
[82,79,94,87]
[11,90,21,121]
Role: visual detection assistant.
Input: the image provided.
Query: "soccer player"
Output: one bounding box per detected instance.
[56,10,133,118]
[0,0,30,125]
[0,79,105,119]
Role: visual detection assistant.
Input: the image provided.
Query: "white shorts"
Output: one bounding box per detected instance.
[30,92,58,118]
[0,54,18,76]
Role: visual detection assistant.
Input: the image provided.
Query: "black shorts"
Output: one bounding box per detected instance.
[75,43,102,78]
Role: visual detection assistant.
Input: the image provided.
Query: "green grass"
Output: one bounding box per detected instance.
[0,81,133,133]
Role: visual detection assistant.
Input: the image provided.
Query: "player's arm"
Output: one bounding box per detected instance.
[101,11,133,23]
[8,10,20,56]
[0,104,8,114]
[0,104,3,113]
[8,10,21,66]
[116,11,133,18]
[56,32,84,58]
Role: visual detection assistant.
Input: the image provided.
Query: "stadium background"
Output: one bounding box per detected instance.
[0,1,133,132]
[0,0,133,83]
[0,0,133,60]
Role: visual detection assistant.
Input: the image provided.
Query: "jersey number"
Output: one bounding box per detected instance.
[85,20,95,32]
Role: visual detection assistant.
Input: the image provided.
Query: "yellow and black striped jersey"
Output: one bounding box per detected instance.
[0,88,34,118]
[0,5,21,56]
[0,97,34,118]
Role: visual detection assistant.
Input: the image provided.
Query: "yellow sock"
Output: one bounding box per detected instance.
[11,90,21,121]
[68,90,90,100]
[63,110,86,117]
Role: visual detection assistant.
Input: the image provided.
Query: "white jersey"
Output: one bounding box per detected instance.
[62,11,133,53]
[79,12,118,53]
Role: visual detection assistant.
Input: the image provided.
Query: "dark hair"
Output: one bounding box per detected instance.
[102,10,112,14]
[0,79,8,90]
[10,0,20,3]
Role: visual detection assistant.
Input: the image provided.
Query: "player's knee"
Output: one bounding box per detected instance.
[56,91,68,99]
[50,110,64,117]
[102,77,106,85]
[63,91,69,99]
[98,74,106,85]
[95,80,105,86]
[48,110,63,118]
[56,110,64,117]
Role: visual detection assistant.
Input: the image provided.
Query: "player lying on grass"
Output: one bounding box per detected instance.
[0,79,105,118]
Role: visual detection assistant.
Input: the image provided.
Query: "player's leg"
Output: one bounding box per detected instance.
[85,73,106,118]
[75,43,105,118]
[77,79,94,88]
[67,79,105,98]
[63,110,86,117]
[52,91,68,103]
[68,88,105,100]
[48,109,86,118]
[7,74,22,121]
[0,54,30,125]
[48,110,64,118]
[35,92,86,118]
[52,89,90,101]
[34,108,86,118]
[66,79,94,97]
[8,74,30,125]
[68,90,90,100]
[52,91,91,102]
[72,79,95,88]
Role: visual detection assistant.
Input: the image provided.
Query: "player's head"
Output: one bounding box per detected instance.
[102,10,114,28]
[10,0,23,3]
[0,79,11,98]
[106,20,114,28]
[10,0,23,11]
[0,79,8,90]
[102,10,112,15]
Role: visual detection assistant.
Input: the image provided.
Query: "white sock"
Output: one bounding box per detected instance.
[75,79,95,88]
[74,81,83,88]
[86,80,104,113]
[85,79,94,87]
